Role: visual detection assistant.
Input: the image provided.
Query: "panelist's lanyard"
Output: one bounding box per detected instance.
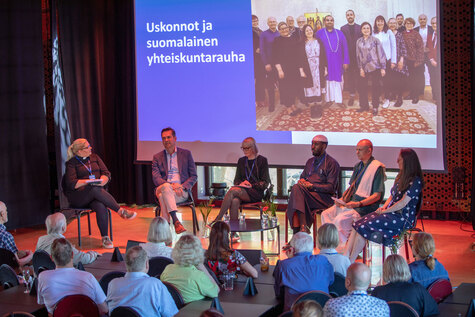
[245,158,256,181]
[76,156,93,175]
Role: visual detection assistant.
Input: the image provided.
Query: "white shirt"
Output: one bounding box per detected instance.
[106,272,178,317]
[373,31,396,63]
[319,248,351,277]
[36,233,97,265]
[418,26,428,46]
[139,242,173,259]
[37,267,106,313]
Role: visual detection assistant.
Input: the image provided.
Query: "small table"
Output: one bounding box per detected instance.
[228,219,280,255]
[235,264,275,285]
[83,252,126,280]
[0,285,47,316]
[443,283,475,304]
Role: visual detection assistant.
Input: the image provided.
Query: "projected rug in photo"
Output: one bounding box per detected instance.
[260,108,436,134]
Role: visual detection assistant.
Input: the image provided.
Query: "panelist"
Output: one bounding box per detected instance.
[212,137,270,224]
[152,127,197,234]
[286,135,340,234]
[63,138,136,249]
[321,139,385,247]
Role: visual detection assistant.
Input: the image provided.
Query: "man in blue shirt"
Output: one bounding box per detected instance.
[106,246,178,317]
[259,17,280,112]
[273,232,334,311]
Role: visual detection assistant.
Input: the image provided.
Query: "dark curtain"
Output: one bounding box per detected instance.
[56,0,155,205]
[0,0,51,229]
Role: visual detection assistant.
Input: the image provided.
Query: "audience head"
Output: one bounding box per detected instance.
[346,263,371,291]
[292,300,323,317]
[125,246,149,273]
[412,232,436,270]
[374,15,388,33]
[147,216,172,245]
[172,234,204,266]
[67,138,91,161]
[396,148,423,191]
[289,232,313,254]
[356,139,373,162]
[206,221,231,261]
[241,137,258,158]
[311,135,328,157]
[200,308,224,317]
[267,17,277,31]
[317,223,339,250]
[45,212,67,235]
[51,238,73,267]
[0,201,7,224]
[383,254,412,283]
[404,17,416,31]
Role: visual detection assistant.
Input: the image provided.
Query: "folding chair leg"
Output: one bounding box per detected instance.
[404,234,410,261]
[77,215,82,247]
[108,210,113,241]
[87,212,91,235]
[191,206,199,235]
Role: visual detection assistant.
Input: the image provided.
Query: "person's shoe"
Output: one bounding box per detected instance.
[290,108,302,116]
[382,99,390,108]
[394,97,403,107]
[412,97,419,104]
[356,107,368,113]
[119,208,137,220]
[348,97,355,107]
[102,236,114,249]
[403,95,412,100]
[231,232,240,243]
[336,102,346,109]
[174,221,187,234]
[372,107,379,116]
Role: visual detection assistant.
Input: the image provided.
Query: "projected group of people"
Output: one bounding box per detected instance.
[252,10,439,119]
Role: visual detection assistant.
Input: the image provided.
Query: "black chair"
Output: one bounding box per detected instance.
[329,272,347,298]
[161,281,185,309]
[239,184,274,241]
[110,306,141,317]
[125,240,144,252]
[99,271,125,295]
[32,250,55,276]
[0,248,19,270]
[148,256,173,278]
[291,290,332,310]
[60,175,113,247]
[236,249,262,266]
[0,264,19,289]
[388,301,419,317]
[155,187,199,235]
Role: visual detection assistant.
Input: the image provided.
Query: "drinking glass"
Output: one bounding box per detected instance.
[22,268,31,293]
[223,273,234,290]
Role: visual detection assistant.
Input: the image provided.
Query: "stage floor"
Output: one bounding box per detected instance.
[10,205,475,287]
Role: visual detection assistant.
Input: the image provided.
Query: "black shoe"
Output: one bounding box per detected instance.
[394,98,403,107]
[403,95,412,100]
[372,107,378,116]
[356,107,368,113]
[310,105,322,118]
[411,98,419,104]
[290,108,302,116]
[348,97,355,107]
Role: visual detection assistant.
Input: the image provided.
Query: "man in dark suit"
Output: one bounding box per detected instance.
[152,127,197,234]
[414,14,434,98]
[426,17,440,105]
[340,10,361,107]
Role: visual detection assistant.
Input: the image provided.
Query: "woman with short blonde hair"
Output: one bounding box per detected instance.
[409,232,449,288]
[372,254,439,316]
[139,216,173,259]
[160,235,219,303]
[317,224,350,276]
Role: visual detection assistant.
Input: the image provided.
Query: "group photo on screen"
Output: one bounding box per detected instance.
[252,0,440,136]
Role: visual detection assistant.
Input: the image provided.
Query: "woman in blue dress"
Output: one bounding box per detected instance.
[345,148,423,262]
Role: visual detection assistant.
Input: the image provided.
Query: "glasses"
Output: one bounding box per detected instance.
[241,146,252,151]
[279,26,289,30]
[81,145,92,150]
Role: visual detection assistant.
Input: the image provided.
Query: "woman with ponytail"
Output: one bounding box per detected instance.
[63,138,136,249]
[409,232,449,288]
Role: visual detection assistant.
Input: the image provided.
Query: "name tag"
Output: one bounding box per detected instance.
[89,175,96,180]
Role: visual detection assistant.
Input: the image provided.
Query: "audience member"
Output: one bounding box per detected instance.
[293,300,323,317]
[317,224,350,276]
[409,232,449,288]
[273,232,334,311]
[36,212,98,265]
[139,216,173,259]
[0,201,33,267]
[323,263,389,317]
[37,238,107,315]
[152,127,198,234]
[106,246,178,317]
[372,254,439,316]
[206,221,258,281]
[161,234,219,303]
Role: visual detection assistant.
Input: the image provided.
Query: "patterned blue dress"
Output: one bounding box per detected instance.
[353,177,422,246]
